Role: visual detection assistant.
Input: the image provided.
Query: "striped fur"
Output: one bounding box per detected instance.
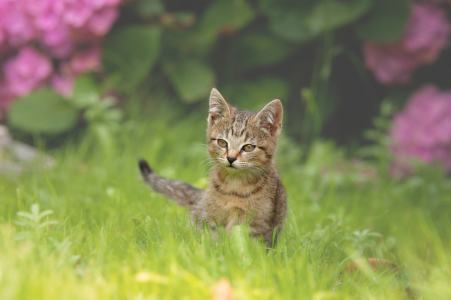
[139,88,287,246]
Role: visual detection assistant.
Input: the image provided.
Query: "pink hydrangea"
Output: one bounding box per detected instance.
[390,85,451,175]
[1,2,36,47]
[0,0,126,113]
[49,45,101,98]
[363,3,451,85]
[51,73,74,98]
[41,21,75,59]
[87,7,118,35]
[68,46,101,74]
[3,47,52,97]
[363,44,418,84]
[0,81,14,111]
[404,3,451,63]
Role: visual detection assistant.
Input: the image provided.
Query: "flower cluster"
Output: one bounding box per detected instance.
[0,0,125,111]
[363,3,451,85]
[390,85,451,175]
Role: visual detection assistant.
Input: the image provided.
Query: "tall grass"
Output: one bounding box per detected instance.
[0,106,450,299]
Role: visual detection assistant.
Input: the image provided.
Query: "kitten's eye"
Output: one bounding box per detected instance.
[243,144,256,152]
[217,139,228,148]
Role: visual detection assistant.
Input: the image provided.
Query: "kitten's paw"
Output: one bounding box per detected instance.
[138,159,153,176]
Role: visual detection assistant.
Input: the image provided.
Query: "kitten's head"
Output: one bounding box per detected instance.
[206,88,283,174]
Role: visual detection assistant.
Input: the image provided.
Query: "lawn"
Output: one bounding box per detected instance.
[1,105,450,299]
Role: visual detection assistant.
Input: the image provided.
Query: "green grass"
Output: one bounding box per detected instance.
[1,107,451,299]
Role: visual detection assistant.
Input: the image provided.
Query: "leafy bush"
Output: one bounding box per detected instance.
[0,0,128,133]
[2,0,451,174]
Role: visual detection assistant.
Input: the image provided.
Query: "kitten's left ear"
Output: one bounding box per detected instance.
[255,99,283,136]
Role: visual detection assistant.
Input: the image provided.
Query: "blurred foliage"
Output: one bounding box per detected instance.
[9,75,122,154]
[70,76,123,155]
[109,0,420,144]
[356,0,410,42]
[9,90,78,135]
[10,0,450,148]
[260,0,372,42]
[103,25,161,93]
[358,100,395,170]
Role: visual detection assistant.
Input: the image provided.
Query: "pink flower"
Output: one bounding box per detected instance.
[0,30,5,47]
[35,9,61,31]
[51,73,74,98]
[0,80,14,111]
[107,0,123,5]
[363,3,451,85]
[3,47,52,97]
[41,22,74,58]
[4,8,36,46]
[0,0,125,111]
[390,85,451,175]
[0,4,7,46]
[69,46,101,74]
[403,3,451,63]
[88,7,119,36]
[62,1,93,28]
[363,44,418,84]
[89,0,109,10]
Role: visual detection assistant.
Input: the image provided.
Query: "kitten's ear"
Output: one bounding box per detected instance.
[208,88,234,125]
[255,99,283,136]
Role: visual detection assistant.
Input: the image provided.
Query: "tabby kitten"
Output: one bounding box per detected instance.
[139,88,287,246]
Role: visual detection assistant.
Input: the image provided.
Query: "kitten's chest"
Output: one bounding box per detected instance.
[213,178,266,206]
[206,179,273,226]
[217,193,273,234]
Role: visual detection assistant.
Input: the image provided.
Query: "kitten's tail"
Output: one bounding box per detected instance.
[138,159,204,206]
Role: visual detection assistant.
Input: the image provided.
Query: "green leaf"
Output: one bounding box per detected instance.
[260,0,373,42]
[225,76,290,111]
[163,59,215,103]
[230,225,250,256]
[305,0,373,32]
[162,27,216,57]
[356,0,409,42]
[71,75,99,109]
[103,25,161,92]
[90,123,115,155]
[233,32,296,71]
[131,0,165,18]
[199,0,255,35]
[9,89,78,134]
[260,4,315,43]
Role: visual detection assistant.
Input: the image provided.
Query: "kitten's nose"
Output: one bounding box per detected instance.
[227,156,237,164]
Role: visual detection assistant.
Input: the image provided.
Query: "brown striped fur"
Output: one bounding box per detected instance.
[139,88,287,246]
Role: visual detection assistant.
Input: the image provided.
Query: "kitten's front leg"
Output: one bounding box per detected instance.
[248,223,280,247]
[190,209,220,238]
[192,215,223,244]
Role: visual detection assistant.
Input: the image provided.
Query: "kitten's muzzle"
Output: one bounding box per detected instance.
[227,156,237,165]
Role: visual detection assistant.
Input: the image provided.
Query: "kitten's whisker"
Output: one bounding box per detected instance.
[242,165,261,181]
[188,152,211,163]
[203,163,219,178]
[200,158,221,177]
[251,164,267,175]
[198,157,214,166]
[199,161,219,177]
[197,159,213,172]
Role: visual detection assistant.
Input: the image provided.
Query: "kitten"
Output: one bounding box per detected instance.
[138,88,287,246]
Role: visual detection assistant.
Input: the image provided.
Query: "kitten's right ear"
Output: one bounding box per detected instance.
[208,88,234,125]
